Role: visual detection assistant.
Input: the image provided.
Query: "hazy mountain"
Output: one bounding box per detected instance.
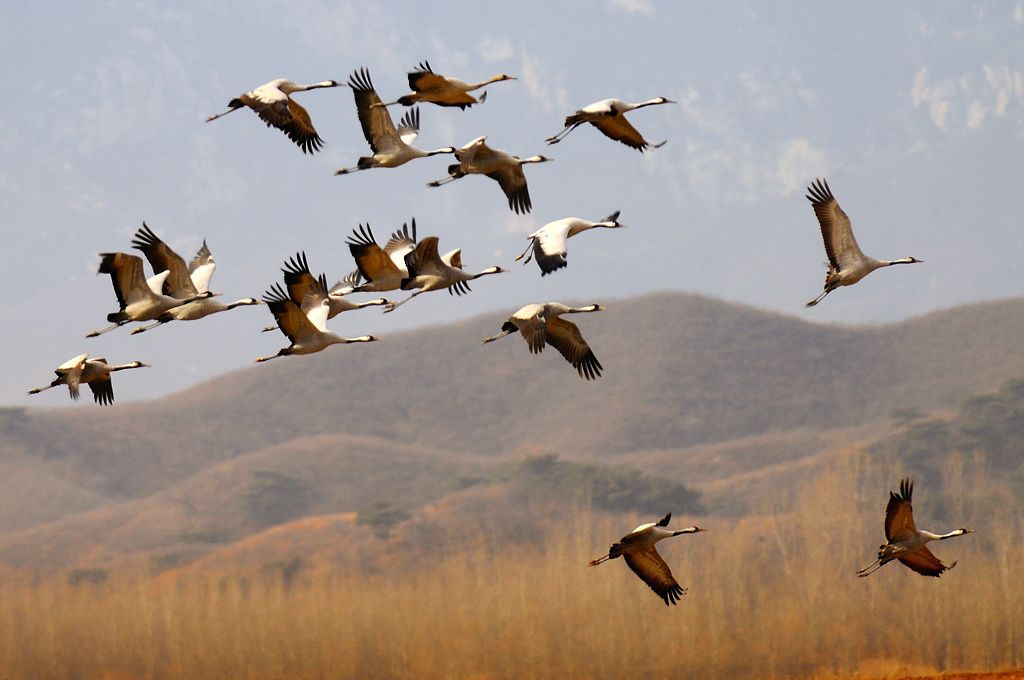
[3,291,1024,576]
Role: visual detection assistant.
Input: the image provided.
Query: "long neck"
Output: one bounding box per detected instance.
[108,362,143,373]
[884,257,918,266]
[467,75,504,90]
[469,267,504,281]
[921,528,968,541]
[632,98,666,110]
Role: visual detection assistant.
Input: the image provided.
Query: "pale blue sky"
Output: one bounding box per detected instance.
[3,1,1023,405]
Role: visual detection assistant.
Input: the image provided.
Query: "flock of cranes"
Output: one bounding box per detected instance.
[28,61,959,605]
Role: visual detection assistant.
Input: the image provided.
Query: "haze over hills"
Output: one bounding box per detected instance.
[3,291,1024,576]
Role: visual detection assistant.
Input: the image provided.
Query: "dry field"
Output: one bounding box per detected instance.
[0,459,1020,680]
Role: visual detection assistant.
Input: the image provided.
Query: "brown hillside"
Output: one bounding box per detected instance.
[6,293,1024,502]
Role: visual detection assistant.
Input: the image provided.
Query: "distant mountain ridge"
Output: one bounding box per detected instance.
[3,291,1024,574]
[6,292,1024,501]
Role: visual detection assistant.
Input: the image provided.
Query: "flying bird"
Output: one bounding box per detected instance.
[261,252,389,332]
[335,68,455,175]
[385,61,516,109]
[129,222,260,334]
[28,354,149,406]
[427,136,552,214]
[384,236,507,312]
[255,276,378,362]
[589,513,705,605]
[205,78,344,153]
[346,221,421,293]
[856,478,973,578]
[479,302,606,380]
[805,178,922,307]
[87,252,216,337]
[515,211,626,275]
[545,97,675,151]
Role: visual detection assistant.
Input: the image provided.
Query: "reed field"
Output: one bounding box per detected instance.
[0,458,1021,680]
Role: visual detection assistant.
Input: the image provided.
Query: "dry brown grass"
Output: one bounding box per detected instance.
[0,458,1021,680]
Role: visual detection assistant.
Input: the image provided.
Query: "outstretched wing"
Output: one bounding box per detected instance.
[545,317,602,380]
[898,546,954,577]
[806,179,865,270]
[623,546,685,606]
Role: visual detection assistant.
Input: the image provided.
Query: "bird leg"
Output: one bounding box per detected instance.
[204,106,242,123]
[382,291,420,313]
[480,328,514,345]
[513,239,535,263]
[131,320,167,335]
[253,353,282,363]
[805,289,832,307]
[426,175,461,188]
[544,123,582,145]
[855,560,884,577]
[85,321,127,338]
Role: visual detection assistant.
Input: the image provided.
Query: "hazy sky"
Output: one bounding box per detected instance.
[3,1,1023,406]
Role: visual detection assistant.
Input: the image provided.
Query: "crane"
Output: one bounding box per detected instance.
[205,78,344,153]
[427,136,552,214]
[346,221,420,293]
[589,513,705,605]
[545,97,675,151]
[805,178,922,307]
[383,236,506,312]
[87,252,215,337]
[856,478,973,577]
[28,354,149,406]
[334,68,454,175]
[261,252,389,332]
[385,60,516,109]
[129,222,260,334]
[255,275,378,362]
[479,302,606,380]
[515,211,626,275]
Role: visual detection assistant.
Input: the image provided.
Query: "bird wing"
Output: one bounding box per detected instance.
[348,225,401,283]
[513,310,547,354]
[408,67,448,93]
[348,68,399,153]
[57,354,89,401]
[263,283,319,342]
[244,85,324,154]
[131,223,197,298]
[280,252,316,305]
[396,108,420,145]
[404,236,446,278]
[545,316,603,379]
[384,220,418,269]
[300,275,331,330]
[806,179,866,270]
[99,252,148,310]
[87,373,115,406]
[898,546,953,577]
[532,226,570,274]
[623,547,685,605]
[590,114,650,150]
[487,165,531,214]
[188,240,216,293]
[884,478,917,541]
